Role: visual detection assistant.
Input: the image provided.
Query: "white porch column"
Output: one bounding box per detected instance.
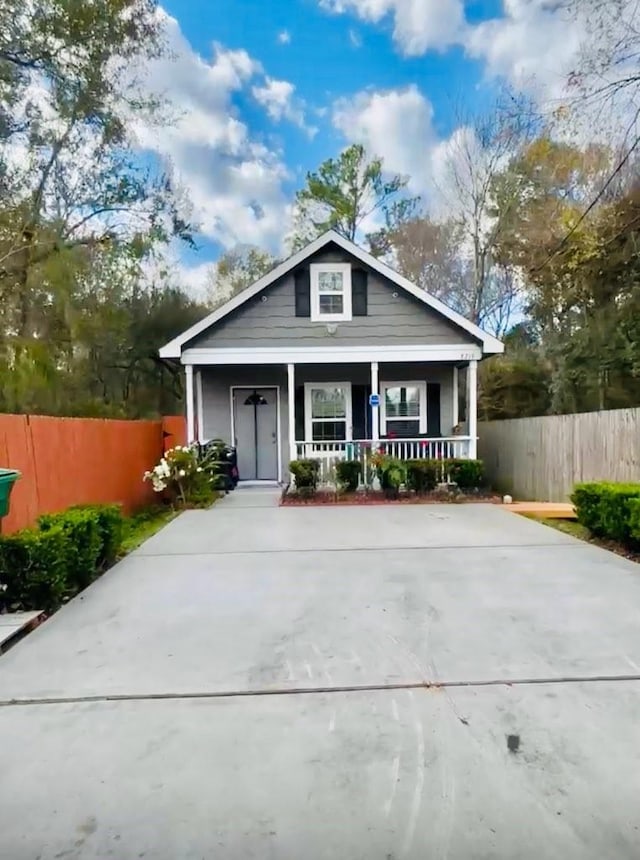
[371,361,380,443]
[196,370,204,442]
[185,364,195,444]
[468,359,478,459]
[452,365,459,429]
[287,363,296,464]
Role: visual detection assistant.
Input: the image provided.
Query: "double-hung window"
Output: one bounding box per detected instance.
[304,383,352,442]
[380,382,427,437]
[310,263,352,322]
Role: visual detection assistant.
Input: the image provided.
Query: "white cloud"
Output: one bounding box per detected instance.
[252,77,317,137]
[320,0,465,54]
[322,0,634,137]
[277,30,292,45]
[332,85,497,221]
[333,85,437,194]
[465,0,582,109]
[176,260,213,300]
[129,11,293,252]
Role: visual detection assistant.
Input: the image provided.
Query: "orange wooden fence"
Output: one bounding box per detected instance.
[0,414,186,534]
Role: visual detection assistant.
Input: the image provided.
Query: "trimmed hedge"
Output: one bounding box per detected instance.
[0,526,69,611]
[406,460,439,493]
[75,504,124,567]
[0,503,124,612]
[447,458,485,490]
[289,459,321,491]
[572,482,640,544]
[336,460,362,492]
[628,498,640,543]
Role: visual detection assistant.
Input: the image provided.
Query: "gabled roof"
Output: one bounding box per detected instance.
[159,230,504,358]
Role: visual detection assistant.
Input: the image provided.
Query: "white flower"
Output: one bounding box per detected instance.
[196,467,203,473]
[179,469,186,477]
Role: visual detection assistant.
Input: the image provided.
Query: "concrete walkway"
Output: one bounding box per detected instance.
[1,490,640,858]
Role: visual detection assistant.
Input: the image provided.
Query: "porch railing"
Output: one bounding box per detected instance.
[294,437,472,484]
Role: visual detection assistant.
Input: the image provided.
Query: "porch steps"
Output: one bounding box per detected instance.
[505,502,576,520]
[0,610,45,653]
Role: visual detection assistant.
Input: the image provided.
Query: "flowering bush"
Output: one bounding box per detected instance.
[144,446,217,507]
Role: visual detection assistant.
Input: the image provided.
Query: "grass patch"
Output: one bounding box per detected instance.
[529,516,640,564]
[536,518,591,540]
[119,506,178,556]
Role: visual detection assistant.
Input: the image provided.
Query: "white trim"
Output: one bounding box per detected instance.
[452,365,459,429]
[310,262,352,322]
[182,343,482,366]
[287,364,296,467]
[196,370,204,442]
[468,360,478,459]
[230,386,282,482]
[159,230,504,358]
[304,382,353,443]
[185,365,195,443]
[380,381,427,435]
[371,361,379,444]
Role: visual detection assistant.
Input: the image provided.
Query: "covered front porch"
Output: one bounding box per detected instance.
[183,346,480,485]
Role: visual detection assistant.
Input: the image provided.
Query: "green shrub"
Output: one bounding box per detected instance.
[447,459,485,490]
[39,508,102,590]
[596,483,640,543]
[290,459,320,491]
[405,460,439,493]
[144,445,219,506]
[572,483,607,533]
[336,460,362,492]
[628,498,640,543]
[41,503,124,573]
[75,504,124,567]
[375,456,406,495]
[0,526,70,611]
[572,482,640,543]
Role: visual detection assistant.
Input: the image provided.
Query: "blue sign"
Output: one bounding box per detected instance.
[369,393,381,408]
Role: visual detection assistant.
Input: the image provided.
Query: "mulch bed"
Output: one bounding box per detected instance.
[281,490,501,506]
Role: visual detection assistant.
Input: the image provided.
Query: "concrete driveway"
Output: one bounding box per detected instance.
[1,490,640,858]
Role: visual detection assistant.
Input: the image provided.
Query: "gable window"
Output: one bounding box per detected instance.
[380,382,427,437]
[310,263,352,322]
[304,383,352,441]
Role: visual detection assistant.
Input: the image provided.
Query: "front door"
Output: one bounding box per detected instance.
[233,387,278,481]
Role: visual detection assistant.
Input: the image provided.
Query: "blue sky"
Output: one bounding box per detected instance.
[141,0,582,291]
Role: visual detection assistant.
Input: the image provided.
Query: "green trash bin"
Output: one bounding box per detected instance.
[0,469,20,519]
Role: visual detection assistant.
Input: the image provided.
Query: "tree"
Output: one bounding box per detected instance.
[479,324,552,421]
[0,1,199,417]
[565,0,640,135]
[206,245,277,308]
[388,213,520,336]
[431,102,534,329]
[290,143,418,255]
[494,136,640,414]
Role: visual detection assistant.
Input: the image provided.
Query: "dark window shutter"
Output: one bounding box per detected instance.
[427,383,442,437]
[295,386,305,441]
[352,268,368,316]
[352,384,371,440]
[295,268,311,317]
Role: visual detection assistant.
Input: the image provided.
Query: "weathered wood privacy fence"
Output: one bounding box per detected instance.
[478,408,640,502]
[0,414,186,534]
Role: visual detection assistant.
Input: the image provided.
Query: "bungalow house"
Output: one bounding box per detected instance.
[159,231,504,484]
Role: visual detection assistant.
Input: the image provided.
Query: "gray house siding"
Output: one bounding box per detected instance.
[201,362,456,482]
[201,366,290,479]
[187,246,472,350]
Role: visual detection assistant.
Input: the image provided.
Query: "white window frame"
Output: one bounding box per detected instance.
[310,263,352,322]
[304,382,353,442]
[380,381,427,436]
